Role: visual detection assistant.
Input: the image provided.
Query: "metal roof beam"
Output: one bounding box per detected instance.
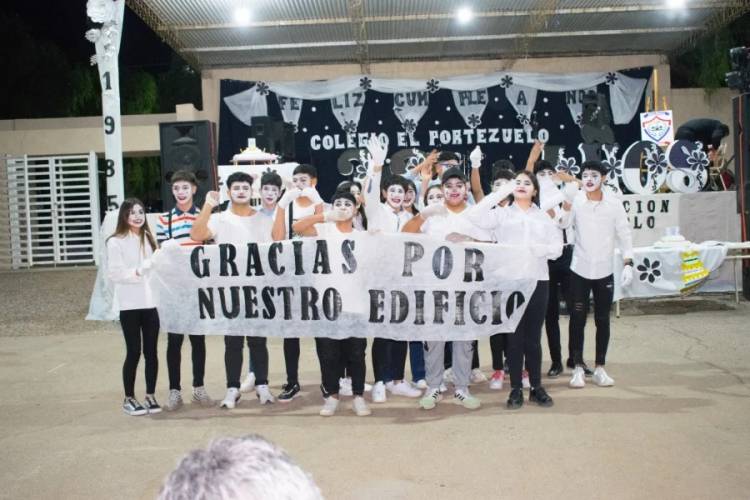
[183,27,699,53]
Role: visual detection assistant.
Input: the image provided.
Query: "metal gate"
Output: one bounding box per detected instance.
[3,153,101,268]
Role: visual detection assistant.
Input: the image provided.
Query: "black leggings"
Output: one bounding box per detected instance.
[225,336,268,389]
[119,308,160,398]
[372,338,407,383]
[507,281,549,390]
[316,338,367,397]
[444,341,480,370]
[546,246,573,365]
[569,272,614,366]
[490,334,506,370]
[284,338,300,385]
[166,333,206,391]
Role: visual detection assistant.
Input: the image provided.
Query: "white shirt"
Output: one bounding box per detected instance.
[106,232,157,311]
[364,172,413,233]
[208,209,272,245]
[466,201,562,281]
[313,221,358,238]
[567,191,633,280]
[421,207,492,242]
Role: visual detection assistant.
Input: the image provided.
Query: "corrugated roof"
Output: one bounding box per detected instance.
[126,0,750,70]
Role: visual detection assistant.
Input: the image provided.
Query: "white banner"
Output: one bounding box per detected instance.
[277,95,303,131]
[504,84,538,131]
[149,233,538,340]
[393,91,430,135]
[451,89,489,129]
[330,91,366,134]
[86,0,125,211]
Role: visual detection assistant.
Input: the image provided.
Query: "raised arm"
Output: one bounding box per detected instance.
[465,183,514,229]
[469,146,485,202]
[525,140,544,172]
[291,213,324,237]
[190,191,218,241]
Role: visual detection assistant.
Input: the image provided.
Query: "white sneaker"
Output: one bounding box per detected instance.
[371,381,387,403]
[453,389,481,410]
[352,396,371,416]
[339,377,353,396]
[419,387,443,410]
[593,366,615,387]
[240,372,256,393]
[220,388,241,409]
[471,368,488,384]
[256,384,276,404]
[319,396,339,417]
[387,380,422,398]
[522,370,531,389]
[439,383,448,393]
[443,368,455,384]
[489,370,505,391]
[569,367,586,389]
[192,386,213,407]
[166,389,183,411]
[415,379,428,389]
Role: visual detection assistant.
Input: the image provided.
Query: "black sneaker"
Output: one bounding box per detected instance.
[123,397,147,416]
[529,387,554,407]
[143,395,162,414]
[581,363,594,377]
[547,363,564,378]
[506,388,524,410]
[277,383,301,403]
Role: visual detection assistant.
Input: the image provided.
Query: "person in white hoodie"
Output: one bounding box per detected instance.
[363,136,422,403]
[466,171,563,409]
[106,198,161,416]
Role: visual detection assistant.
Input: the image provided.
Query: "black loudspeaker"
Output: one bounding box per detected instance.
[250,116,296,160]
[159,120,217,211]
[732,93,750,299]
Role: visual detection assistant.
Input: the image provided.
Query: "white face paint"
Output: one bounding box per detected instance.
[491,178,511,192]
[425,188,445,206]
[513,174,535,201]
[384,185,404,209]
[443,178,467,207]
[536,169,561,186]
[292,173,313,190]
[260,185,280,205]
[171,181,195,206]
[349,185,363,207]
[332,198,355,220]
[229,182,252,205]
[404,187,416,209]
[127,204,145,230]
[582,170,603,192]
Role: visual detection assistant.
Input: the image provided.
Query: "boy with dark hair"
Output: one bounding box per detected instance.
[191,171,275,409]
[271,164,324,403]
[156,169,213,411]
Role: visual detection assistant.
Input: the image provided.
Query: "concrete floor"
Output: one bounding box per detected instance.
[0,269,749,500]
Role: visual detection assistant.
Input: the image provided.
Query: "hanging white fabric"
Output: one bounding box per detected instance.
[223,84,269,126]
[608,72,649,125]
[451,88,489,129]
[564,86,598,127]
[276,95,303,131]
[330,91,367,133]
[392,90,430,135]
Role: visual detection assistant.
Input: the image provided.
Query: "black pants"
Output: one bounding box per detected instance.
[546,245,573,365]
[283,338,300,385]
[508,281,549,390]
[166,333,206,391]
[225,336,268,389]
[119,308,160,398]
[372,338,407,382]
[444,341,480,370]
[569,272,614,366]
[316,338,367,396]
[490,334,506,370]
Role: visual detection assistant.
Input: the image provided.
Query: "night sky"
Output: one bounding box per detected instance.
[3,0,175,71]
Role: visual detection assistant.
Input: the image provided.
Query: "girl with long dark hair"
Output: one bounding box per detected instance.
[106,198,161,416]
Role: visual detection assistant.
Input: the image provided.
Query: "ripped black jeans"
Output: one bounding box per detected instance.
[568,272,614,366]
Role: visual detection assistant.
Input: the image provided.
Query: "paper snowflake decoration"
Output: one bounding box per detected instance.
[255,82,270,96]
[359,76,372,91]
[605,72,618,85]
[426,79,440,93]
[500,75,514,88]
[402,118,417,134]
[467,114,482,128]
[555,148,580,175]
[343,120,358,134]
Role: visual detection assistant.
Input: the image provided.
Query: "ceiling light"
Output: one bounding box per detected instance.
[234,7,251,26]
[666,0,687,9]
[456,7,473,24]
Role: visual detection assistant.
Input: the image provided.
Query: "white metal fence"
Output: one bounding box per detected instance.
[1,153,101,269]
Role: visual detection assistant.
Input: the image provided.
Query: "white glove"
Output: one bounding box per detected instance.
[529,244,552,259]
[562,182,579,203]
[420,203,448,219]
[324,208,350,222]
[366,133,388,167]
[469,146,482,169]
[300,187,323,205]
[483,183,515,207]
[204,191,220,208]
[538,176,565,212]
[278,188,302,209]
[621,265,634,288]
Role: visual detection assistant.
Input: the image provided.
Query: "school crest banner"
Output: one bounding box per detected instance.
[149,232,539,340]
